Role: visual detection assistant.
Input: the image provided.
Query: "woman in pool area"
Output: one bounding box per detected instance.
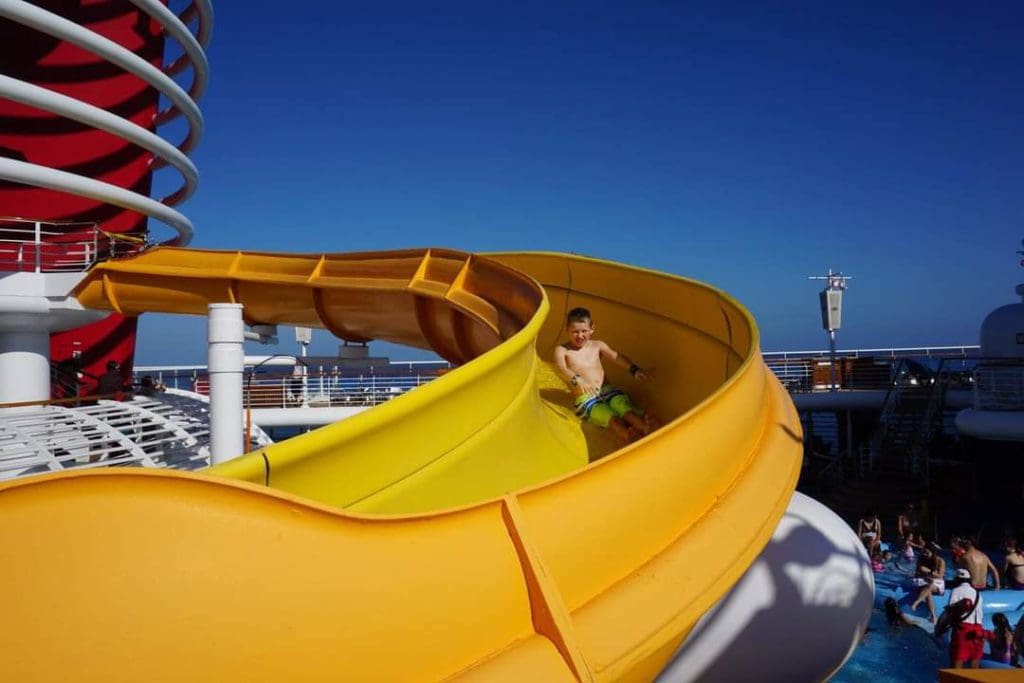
[1002,538,1024,590]
[897,502,920,540]
[857,510,882,557]
[909,543,946,623]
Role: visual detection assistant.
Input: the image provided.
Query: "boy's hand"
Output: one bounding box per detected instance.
[576,378,601,396]
[633,367,654,382]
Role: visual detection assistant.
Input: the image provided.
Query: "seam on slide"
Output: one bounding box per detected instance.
[500,494,594,682]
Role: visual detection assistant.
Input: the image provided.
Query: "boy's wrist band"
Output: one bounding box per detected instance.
[629,364,640,377]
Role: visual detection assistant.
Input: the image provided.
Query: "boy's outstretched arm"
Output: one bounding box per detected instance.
[553,346,600,395]
[597,341,652,382]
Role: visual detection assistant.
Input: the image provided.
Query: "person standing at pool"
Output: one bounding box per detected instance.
[946,568,985,669]
[957,537,1001,590]
[897,502,920,540]
[553,307,657,443]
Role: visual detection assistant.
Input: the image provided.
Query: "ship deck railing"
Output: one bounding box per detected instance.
[763,345,980,393]
[0,216,148,273]
[137,360,453,410]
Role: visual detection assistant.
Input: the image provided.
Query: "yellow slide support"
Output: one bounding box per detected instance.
[0,248,802,681]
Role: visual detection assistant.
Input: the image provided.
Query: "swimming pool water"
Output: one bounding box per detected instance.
[832,609,947,682]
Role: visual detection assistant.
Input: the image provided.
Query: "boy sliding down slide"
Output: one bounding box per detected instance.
[553,307,659,443]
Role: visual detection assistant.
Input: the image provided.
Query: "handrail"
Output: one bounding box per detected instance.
[763,345,979,360]
[0,391,135,410]
[0,219,148,272]
[867,358,906,460]
[907,360,948,482]
[812,452,845,493]
[0,216,101,228]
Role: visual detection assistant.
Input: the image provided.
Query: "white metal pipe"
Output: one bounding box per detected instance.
[126,0,209,100]
[249,406,368,428]
[0,74,198,205]
[243,355,296,367]
[0,331,50,404]
[0,0,203,152]
[33,221,40,272]
[0,157,194,245]
[175,0,214,50]
[207,304,244,464]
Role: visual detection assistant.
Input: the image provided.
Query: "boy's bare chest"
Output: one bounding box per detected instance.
[565,345,601,368]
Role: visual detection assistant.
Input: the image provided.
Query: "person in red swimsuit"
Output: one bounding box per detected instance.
[946,568,985,668]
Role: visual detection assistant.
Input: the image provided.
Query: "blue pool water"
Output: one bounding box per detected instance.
[832,609,946,682]
[832,558,1023,681]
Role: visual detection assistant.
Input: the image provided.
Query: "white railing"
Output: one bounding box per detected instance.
[762,345,979,361]
[0,218,147,272]
[142,349,988,403]
[0,0,214,245]
[974,363,1024,410]
[763,346,979,393]
[136,360,452,409]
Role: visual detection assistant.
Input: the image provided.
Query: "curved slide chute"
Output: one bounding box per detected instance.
[0,247,802,681]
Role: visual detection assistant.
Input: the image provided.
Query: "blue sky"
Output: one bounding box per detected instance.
[138,1,1023,364]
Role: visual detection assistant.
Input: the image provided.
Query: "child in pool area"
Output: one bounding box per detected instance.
[987,612,1016,665]
[553,307,658,443]
[871,548,885,572]
[903,532,924,562]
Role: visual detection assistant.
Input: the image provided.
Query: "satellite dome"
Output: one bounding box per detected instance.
[980,284,1024,359]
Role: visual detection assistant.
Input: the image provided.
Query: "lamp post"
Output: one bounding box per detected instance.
[295,327,311,405]
[808,270,851,392]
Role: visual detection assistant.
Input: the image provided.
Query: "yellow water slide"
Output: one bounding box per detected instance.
[0,247,802,681]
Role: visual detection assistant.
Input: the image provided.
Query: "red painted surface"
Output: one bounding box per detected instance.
[51,314,138,395]
[0,1,168,395]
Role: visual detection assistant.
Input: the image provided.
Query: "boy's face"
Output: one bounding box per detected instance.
[565,320,593,349]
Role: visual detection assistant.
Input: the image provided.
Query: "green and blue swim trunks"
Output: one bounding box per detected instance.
[574,385,643,428]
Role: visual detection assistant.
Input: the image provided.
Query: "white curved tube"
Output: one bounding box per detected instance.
[0,0,203,153]
[0,75,198,206]
[176,0,214,54]
[0,158,194,245]
[658,492,874,683]
[127,0,209,101]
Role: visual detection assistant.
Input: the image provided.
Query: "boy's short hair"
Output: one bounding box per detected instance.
[566,307,592,325]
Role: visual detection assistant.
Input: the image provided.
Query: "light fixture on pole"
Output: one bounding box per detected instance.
[808,270,851,392]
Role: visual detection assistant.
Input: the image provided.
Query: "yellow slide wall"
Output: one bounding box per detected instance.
[0,248,802,681]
